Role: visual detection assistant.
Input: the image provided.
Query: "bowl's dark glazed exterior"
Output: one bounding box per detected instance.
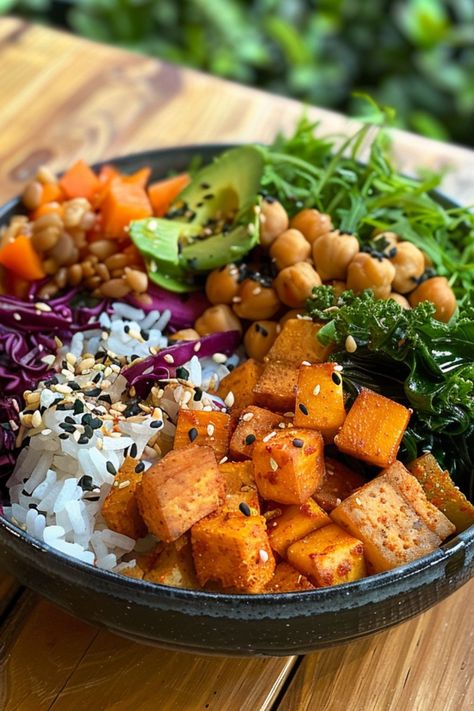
[0,145,473,656]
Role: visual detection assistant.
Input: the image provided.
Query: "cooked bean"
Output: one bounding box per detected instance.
[124,268,148,293]
[100,278,131,298]
[269,229,311,270]
[33,213,63,232]
[85,275,102,290]
[132,292,153,307]
[81,260,96,278]
[373,230,399,251]
[205,263,240,304]
[232,279,281,320]
[22,181,43,211]
[31,226,60,252]
[290,209,333,244]
[63,199,91,228]
[346,253,395,299]
[259,198,289,248]
[95,263,111,282]
[389,293,411,309]
[67,264,83,286]
[312,231,360,281]
[273,262,322,308]
[409,276,456,322]
[36,166,57,185]
[88,240,118,260]
[195,304,242,336]
[49,232,78,266]
[279,308,302,325]
[243,320,279,361]
[80,211,96,231]
[104,253,131,271]
[42,258,58,275]
[390,241,425,294]
[169,328,201,341]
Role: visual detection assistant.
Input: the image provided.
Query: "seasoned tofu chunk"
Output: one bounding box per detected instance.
[173,409,232,461]
[216,359,264,415]
[102,456,147,539]
[267,499,330,557]
[219,461,260,513]
[264,319,331,365]
[144,535,198,589]
[229,405,289,460]
[253,361,299,412]
[264,562,315,593]
[137,445,225,542]
[294,363,346,440]
[313,457,366,512]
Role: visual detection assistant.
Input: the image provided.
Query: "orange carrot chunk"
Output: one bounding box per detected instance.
[0,235,46,281]
[59,159,101,201]
[38,182,63,206]
[101,180,153,239]
[148,173,190,217]
[122,167,152,189]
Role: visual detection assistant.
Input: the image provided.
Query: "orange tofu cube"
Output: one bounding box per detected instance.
[219,461,260,513]
[264,319,331,365]
[287,523,366,587]
[294,363,346,440]
[267,499,330,557]
[381,461,455,540]
[264,562,315,593]
[252,428,325,505]
[173,409,232,461]
[334,387,411,467]
[408,453,474,533]
[216,359,264,415]
[331,468,444,572]
[253,360,299,412]
[229,405,289,460]
[191,511,275,593]
[144,535,198,589]
[101,456,147,539]
[314,457,366,512]
[137,445,224,542]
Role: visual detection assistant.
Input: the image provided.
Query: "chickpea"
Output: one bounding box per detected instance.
[232,279,280,320]
[259,198,289,248]
[279,308,301,325]
[389,293,411,309]
[346,253,395,299]
[205,263,240,304]
[269,228,311,270]
[195,304,242,336]
[290,209,333,244]
[273,262,322,308]
[168,328,201,341]
[312,231,359,281]
[390,241,425,294]
[409,277,457,322]
[373,230,399,251]
[243,320,280,361]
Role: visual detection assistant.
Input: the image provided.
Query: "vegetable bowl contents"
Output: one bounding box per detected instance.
[0,116,473,595]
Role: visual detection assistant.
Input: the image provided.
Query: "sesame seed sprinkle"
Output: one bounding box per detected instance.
[207,423,215,436]
[242,412,254,422]
[269,457,278,471]
[239,502,251,517]
[345,335,357,353]
[13,312,21,321]
[313,384,321,396]
[262,431,276,443]
[259,549,269,563]
[298,403,309,416]
[224,391,235,408]
[163,354,175,364]
[212,353,227,364]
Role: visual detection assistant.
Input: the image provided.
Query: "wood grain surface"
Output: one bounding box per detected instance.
[0,16,473,711]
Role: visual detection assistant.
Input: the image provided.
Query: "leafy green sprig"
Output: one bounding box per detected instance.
[306,286,474,498]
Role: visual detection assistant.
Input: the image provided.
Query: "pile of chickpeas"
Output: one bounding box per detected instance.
[192,197,457,361]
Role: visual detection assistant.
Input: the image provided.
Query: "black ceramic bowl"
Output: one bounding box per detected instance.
[0,145,473,656]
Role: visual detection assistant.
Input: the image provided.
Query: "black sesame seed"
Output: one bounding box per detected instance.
[135,461,145,474]
[388,247,398,258]
[55,403,70,411]
[84,388,101,397]
[65,416,76,424]
[203,194,214,200]
[255,323,269,337]
[130,443,138,459]
[90,417,102,430]
[245,433,256,445]
[81,413,92,425]
[92,372,102,384]
[298,403,309,416]
[84,495,100,502]
[193,388,203,401]
[28,503,38,509]
[130,354,140,362]
[106,461,117,475]
[188,427,199,442]
[332,373,342,385]
[98,394,112,404]
[78,475,94,491]
[84,425,94,439]
[23,436,31,447]
[21,488,32,497]
[69,382,81,391]
[176,366,190,380]
[124,325,130,334]
[200,182,210,189]
[77,434,89,445]
[73,400,84,415]
[150,419,163,429]
[59,433,69,440]
[292,438,304,448]
[239,502,251,517]
[59,423,75,433]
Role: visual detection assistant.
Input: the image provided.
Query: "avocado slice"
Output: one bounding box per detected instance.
[129,145,264,292]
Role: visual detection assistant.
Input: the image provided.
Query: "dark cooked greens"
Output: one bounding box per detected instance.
[259,113,474,300]
[306,286,474,499]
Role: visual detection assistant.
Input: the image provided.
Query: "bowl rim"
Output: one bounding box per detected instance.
[0,142,472,610]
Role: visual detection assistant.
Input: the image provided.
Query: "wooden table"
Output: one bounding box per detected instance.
[0,17,473,711]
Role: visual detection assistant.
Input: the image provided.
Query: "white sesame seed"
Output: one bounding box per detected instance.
[31,410,42,428]
[128,329,143,342]
[259,549,269,563]
[313,384,321,396]
[219,456,228,464]
[41,428,52,436]
[224,391,235,408]
[181,391,192,405]
[247,223,256,235]
[193,342,201,353]
[334,364,344,372]
[41,354,56,367]
[345,335,357,353]
[73,430,81,442]
[13,312,21,321]
[252,286,262,296]
[164,354,174,364]
[269,457,278,471]
[54,383,72,395]
[207,424,215,436]
[149,260,158,273]
[355,497,362,506]
[335,497,342,506]
[278,422,286,428]
[302,360,311,366]
[54,337,63,348]
[35,302,52,313]
[212,353,227,364]
[96,438,103,450]
[118,480,131,489]
[232,296,242,303]
[262,431,276,443]
[242,412,254,422]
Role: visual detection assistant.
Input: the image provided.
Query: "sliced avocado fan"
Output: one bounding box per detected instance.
[129,145,264,292]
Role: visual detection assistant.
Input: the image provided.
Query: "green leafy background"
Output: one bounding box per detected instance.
[4,0,474,147]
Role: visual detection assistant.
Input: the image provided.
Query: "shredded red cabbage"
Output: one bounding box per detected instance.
[127,284,209,330]
[123,330,241,395]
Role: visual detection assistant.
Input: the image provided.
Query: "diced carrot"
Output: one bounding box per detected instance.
[98,164,120,184]
[59,159,101,201]
[31,202,64,221]
[147,173,190,217]
[122,167,152,189]
[0,235,46,281]
[101,180,153,239]
[39,182,63,206]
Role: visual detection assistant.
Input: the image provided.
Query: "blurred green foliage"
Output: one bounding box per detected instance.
[4,0,474,147]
